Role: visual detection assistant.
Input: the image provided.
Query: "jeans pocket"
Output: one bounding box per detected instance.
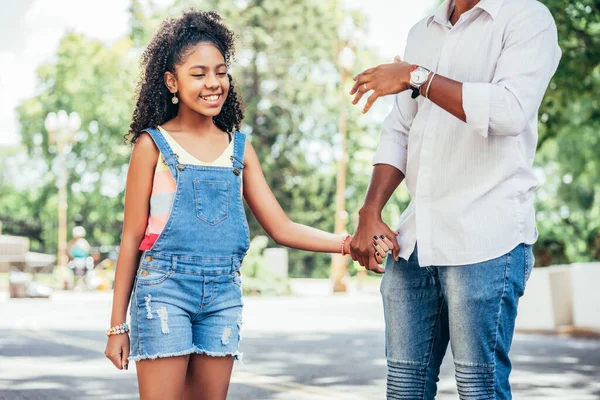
[194,179,229,225]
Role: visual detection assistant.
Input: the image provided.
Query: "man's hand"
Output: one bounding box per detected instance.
[350,209,400,274]
[350,56,412,114]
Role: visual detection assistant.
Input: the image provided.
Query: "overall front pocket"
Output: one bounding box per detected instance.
[136,266,172,286]
[193,180,229,225]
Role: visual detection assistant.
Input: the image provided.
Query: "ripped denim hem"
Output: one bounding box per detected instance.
[129,346,243,363]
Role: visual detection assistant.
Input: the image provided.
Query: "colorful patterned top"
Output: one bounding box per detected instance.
[138,126,234,250]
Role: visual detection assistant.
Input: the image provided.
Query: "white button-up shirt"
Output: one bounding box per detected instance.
[373,0,561,266]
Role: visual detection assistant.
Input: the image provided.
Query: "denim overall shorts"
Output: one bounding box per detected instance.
[129,127,250,362]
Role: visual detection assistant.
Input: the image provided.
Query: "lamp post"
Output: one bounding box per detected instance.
[330,15,359,293]
[45,110,82,269]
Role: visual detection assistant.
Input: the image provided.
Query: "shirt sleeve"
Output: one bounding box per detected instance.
[372,90,417,175]
[462,7,562,137]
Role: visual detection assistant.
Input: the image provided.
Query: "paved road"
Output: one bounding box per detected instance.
[1,290,599,399]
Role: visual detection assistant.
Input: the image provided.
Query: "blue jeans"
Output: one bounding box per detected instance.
[381,243,534,400]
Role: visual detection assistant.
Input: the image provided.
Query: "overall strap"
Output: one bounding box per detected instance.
[142,127,180,179]
[231,131,247,175]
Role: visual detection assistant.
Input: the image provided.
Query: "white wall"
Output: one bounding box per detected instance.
[571,263,600,330]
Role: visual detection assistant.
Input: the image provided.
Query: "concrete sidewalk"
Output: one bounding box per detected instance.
[1,285,599,399]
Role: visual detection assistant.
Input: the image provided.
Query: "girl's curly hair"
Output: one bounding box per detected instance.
[127,10,244,144]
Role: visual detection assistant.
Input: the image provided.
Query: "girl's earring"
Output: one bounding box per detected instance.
[171,92,179,104]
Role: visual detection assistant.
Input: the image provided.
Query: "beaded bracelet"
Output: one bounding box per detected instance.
[106,323,130,336]
[341,234,352,256]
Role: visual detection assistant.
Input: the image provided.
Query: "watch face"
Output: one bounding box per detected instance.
[411,67,429,86]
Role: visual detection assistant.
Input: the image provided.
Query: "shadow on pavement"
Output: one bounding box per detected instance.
[0,329,599,399]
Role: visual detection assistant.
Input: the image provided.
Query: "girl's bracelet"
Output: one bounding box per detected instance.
[106,323,130,336]
[341,234,352,256]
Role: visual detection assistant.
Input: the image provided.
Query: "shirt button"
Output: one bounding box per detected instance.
[145,255,153,262]
[141,270,149,277]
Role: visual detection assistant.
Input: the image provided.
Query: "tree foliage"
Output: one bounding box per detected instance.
[3,0,599,272]
[6,34,136,251]
[534,0,600,264]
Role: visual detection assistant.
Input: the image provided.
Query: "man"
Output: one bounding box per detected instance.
[348,0,561,398]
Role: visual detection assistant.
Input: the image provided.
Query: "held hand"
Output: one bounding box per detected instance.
[355,235,393,265]
[373,235,396,264]
[349,212,400,274]
[350,56,412,114]
[343,234,352,256]
[105,334,130,370]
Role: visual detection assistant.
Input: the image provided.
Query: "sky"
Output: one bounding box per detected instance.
[0,0,437,148]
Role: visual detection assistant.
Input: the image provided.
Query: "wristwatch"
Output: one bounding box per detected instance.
[409,65,431,99]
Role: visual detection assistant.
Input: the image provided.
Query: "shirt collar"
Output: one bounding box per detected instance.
[474,0,504,20]
[427,0,453,28]
[427,0,503,28]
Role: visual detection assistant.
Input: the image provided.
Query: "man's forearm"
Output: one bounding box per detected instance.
[350,59,466,120]
[422,74,466,122]
[360,164,405,217]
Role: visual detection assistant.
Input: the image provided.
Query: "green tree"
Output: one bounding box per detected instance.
[0,147,46,249]
[12,34,136,253]
[534,0,600,264]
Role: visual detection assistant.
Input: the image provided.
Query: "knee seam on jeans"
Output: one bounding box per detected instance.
[454,363,496,400]
[387,360,429,400]
[388,359,428,367]
[454,360,495,370]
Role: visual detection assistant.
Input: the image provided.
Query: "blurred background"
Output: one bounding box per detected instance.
[0,0,599,399]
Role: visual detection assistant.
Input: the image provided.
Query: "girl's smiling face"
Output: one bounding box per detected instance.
[165,42,230,118]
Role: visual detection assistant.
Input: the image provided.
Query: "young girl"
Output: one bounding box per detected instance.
[104,10,393,400]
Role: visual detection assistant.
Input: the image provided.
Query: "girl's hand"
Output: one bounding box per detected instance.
[105,334,130,370]
[344,235,385,264]
[373,235,396,265]
[344,235,353,257]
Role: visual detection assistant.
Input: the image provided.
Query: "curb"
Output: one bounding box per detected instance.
[516,326,600,339]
